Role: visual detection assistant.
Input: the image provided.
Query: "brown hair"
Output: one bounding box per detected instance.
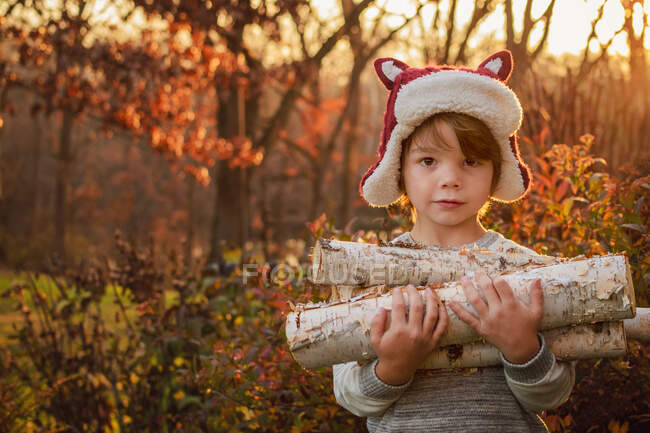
[395,112,502,224]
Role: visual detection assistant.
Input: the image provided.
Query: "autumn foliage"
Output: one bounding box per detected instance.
[1,0,649,432]
[0,129,648,432]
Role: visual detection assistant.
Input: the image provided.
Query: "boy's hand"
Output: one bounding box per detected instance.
[448,271,543,364]
[370,285,448,385]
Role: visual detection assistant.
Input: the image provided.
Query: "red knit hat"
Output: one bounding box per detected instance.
[359,50,531,207]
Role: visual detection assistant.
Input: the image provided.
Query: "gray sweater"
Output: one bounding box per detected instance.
[333,230,575,432]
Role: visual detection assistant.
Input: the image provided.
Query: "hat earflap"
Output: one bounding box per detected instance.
[508,134,532,197]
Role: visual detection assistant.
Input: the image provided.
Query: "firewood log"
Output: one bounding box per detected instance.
[287,254,636,369]
[312,238,560,292]
[420,321,628,369]
[624,307,650,341]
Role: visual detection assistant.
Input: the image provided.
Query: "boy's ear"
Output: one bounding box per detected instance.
[374,58,409,90]
[478,50,513,82]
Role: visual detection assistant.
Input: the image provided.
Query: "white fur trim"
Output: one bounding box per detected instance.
[492,137,526,201]
[382,61,403,82]
[362,70,525,206]
[484,58,503,76]
[394,70,521,137]
[361,123,413,206]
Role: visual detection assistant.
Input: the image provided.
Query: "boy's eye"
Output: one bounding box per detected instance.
[419,158,436,166]
[464,159,481,167]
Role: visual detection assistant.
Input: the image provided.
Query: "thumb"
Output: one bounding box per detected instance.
[370,307,387,348]
[529,278,543,320]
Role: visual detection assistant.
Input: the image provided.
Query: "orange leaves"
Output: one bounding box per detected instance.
[267,299,288,311]
[307,212,328,238]
[608,420,630,433]
[319,97,346,112]
[554,179,570,203]
[183,164,211,186]
[300,97,345,138]
[331,151,343,163]
[213,136,264,169]
[228,136,264,168]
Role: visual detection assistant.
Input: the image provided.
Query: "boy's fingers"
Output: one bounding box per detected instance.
[461,276,488,317]
[431,301,449,346]
[449,300,481,331]
[422,287,439,336]
[391,287,407,325]
[370,307,387,347]
[407,285,424,327]
[492,276,516,305]
[529,278,544,320]
[475,271,500,307]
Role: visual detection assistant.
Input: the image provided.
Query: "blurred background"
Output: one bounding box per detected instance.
[0,0,648,268]
[0,1,648,432]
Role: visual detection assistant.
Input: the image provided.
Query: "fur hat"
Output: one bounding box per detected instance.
[359,50,531,207]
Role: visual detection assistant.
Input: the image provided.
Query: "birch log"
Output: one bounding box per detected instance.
[286,254,636,369]
[420,321,627,369]
[312,238,560,289]
[624,307,650,341]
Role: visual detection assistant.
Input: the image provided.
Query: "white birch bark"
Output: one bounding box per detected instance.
[286,254,636,369]
[624,307,650,341]
[420,321,627,369]
[312,238,560,290]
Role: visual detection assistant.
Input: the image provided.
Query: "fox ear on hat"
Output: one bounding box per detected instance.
[478,50,513,82]
[374,58,409,90]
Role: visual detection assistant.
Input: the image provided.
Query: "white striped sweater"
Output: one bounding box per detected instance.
[332,230,575,432]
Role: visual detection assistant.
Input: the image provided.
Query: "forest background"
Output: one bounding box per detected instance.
[0,0,648,432]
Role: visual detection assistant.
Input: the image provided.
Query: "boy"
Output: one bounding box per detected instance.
[333,50,575,432]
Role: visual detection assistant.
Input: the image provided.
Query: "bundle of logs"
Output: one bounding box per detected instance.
[286,238,649,370]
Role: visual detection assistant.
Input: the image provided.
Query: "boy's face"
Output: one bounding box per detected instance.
[402,120,493,232]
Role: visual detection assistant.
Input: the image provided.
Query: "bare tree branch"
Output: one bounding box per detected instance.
[455,0,497,63]
[531,0,556,59]
[577,1,625,80]
[442,0,458,63]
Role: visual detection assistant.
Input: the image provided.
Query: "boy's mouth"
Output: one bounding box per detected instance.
[435,199,464,208]
[435,199,464,204]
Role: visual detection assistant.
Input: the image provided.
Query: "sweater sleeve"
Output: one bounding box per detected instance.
[500,333,576,413]
[332,359,413,417]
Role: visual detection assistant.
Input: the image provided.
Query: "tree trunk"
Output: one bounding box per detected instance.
[287,254,636,368]
[28,112,43,238]
[338,63,362,227]
[54,109,74,264]
[207,82,240,263]
[309,167,323,222]
[238,167,249,250]
[185,177,195,268]
[312,238,559,292]
[624,3,647,94]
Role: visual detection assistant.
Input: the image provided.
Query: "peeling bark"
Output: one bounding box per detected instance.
[287,254,636,369]
[312,238,560,296]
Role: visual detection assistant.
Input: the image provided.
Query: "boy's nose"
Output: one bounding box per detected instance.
[439,167,462,189]
[441,179,461,188]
